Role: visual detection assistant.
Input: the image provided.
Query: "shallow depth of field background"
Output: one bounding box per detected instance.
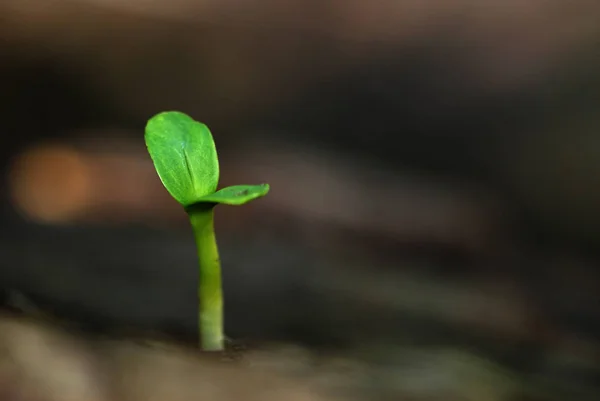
[1,1,600,400]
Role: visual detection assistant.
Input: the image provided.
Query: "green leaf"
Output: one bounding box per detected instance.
[193,184,270,206]
[145,111,219,206]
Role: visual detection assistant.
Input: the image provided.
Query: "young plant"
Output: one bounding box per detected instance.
[144,111,269,351]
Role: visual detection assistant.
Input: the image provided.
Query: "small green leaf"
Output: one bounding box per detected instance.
[194,184,270,206]
[145,111,219,206]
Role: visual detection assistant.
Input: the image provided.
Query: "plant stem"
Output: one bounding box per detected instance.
[187,205,223,351]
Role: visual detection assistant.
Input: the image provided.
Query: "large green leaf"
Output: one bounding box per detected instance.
[194,184,270,206]
[145,111,219,206]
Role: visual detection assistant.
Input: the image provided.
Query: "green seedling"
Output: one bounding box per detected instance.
[145,111,269,351]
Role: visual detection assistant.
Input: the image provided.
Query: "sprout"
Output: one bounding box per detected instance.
[145,111,269,351]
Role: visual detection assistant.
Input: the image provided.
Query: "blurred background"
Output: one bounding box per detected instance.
[1,1,600,400]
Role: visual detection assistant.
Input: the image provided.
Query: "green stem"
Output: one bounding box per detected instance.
[187,205,223,351]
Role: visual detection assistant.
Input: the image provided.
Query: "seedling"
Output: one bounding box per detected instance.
[144,111,269,351]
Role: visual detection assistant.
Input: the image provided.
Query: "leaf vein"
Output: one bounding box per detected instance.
[182,146,196,196]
